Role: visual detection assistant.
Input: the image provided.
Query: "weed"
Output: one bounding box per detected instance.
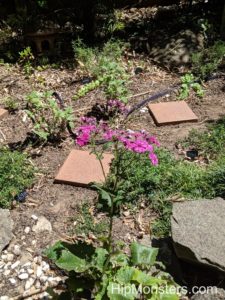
[191,41,225,80]
[2,96,19,112]
[0,148,35,208]
[72,39,130,102]
[18,46,34,76]
[74,203,108,237]
[182,117,225,159]
[25,91,74,142]
[178,73,204,99]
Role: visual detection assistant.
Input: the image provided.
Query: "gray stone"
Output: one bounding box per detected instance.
[0,209,13,252]
[191,288,225,300]
[32,216,52,233]
[171,198,225,272]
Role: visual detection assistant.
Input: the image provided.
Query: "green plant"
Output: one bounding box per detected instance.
[18,46,34,76]
[25,91,74,141]
[182,117,225,159]
[72,40,130,102]
[0,148,35,208]
[74,202,108,237]
[178,73,204,99]
[191,41,225,80]
[2,96,19,111]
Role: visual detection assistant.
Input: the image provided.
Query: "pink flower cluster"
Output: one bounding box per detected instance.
[107,99,128,114]
[75,117,159,165]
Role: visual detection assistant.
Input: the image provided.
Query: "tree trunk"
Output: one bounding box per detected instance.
[221,3,225,40]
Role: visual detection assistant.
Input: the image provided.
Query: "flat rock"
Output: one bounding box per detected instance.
[148,101,198,126]
[171,198,225,272]
[0,108,8,120]
[32,216,52,233]
[0,209,13,252]
[55,149,113,186]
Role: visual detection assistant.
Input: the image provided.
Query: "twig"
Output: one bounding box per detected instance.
[128,89,154,99]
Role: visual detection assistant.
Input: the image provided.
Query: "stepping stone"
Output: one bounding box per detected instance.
[0,108,8,120]
[148,101,198,126]
[55,149,113,186]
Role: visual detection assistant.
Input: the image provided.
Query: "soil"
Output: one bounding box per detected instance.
[0,58,224,298]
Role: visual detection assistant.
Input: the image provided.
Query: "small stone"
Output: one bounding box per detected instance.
[0,261,5,268]
[6,253,14,262]
[25,277,35,290]
[9,278,17,285]
[18,272,29,280]
[31,214,38,221]
[0,209,13,252]
[3,269,11,276]
[4,262,11,269]
[32,216,52,233]
[40,275,47,283]
[54,276,62,282]
[11,261,20,269]
[42,263,49,272]
[1,255,7,261]
[0,296,9,300]
[22,262,31,268]
[21,235,26,240]
[19,268,25,273]
[35,280,41,289]
[13,245,21,256]
[24,227,30,234]
[27,268,34,275]
[31,240,36,245]
[36,265,42,277]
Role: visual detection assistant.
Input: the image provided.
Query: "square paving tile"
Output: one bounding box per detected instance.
[55,149,114,186]
[0,108,8,120]
[148,101,198,126]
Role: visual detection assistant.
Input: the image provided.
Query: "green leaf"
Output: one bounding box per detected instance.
[56,250,89,273]
[130,243,158,267]
[115,267,135,284]
[110,252,129,268]
[92,248,108,272]
[131,269,164,286]
[107,282,138,300]
[44,241,65,261]
[92,184,112,208]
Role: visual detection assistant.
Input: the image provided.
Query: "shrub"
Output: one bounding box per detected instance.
[191,41,225,79]
[0,148,35,208]
[72,39,130,102]
[25,91,74,141]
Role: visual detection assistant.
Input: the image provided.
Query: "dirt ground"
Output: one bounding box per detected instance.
[0,61,224,297]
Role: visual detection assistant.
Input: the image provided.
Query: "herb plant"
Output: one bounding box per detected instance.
[25,91,74,142]
[178,73,204,99]
[18,46,34,76]
[0,148,35,208]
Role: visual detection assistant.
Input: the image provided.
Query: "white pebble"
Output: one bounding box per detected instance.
[6,253,14,262]
[31,240,36,245]
[0,261,5,268]
[4,262,12,269]
[35,280,41,289]
[31,214,38,220]
[40,275,47,283]
[36,266,42,277]
[27,268,34,275]
[9,278,17,285]
[1,255,7,261]
[25,277,35,290]
[54,276,62,282]
[19,268,25,273]
[18,273,29,280]
[22,262,31,268]
[0,296,9,300]
[24,227,30,234]
[3,269,11,276]
[13,245,21,256]
[21,235,26,240]
[11,261,20,269]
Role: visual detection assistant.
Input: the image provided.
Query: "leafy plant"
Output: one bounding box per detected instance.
[72,40,130,102]
[178,73,204,99]
[0,148,35,208]
[18,46,34,76]
[74,202,108,237]
[191,41,225,80]
[2,96,19,112]
[25,91,74,141]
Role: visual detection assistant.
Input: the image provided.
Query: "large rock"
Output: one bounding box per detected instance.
[32,216,52,233]
[171,198,225,272]
[0,209,13,252]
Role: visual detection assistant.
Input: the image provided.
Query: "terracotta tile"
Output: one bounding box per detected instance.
[148,101,198,126]
[0,108,8,120]
[55,149,113,186]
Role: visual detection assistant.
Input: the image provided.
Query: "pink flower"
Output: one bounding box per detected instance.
[149,152,158,165]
